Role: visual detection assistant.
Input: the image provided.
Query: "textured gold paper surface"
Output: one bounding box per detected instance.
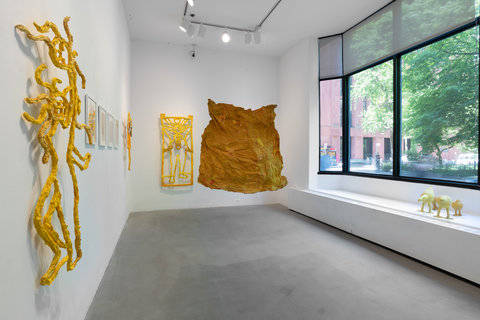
[198,99,287,193]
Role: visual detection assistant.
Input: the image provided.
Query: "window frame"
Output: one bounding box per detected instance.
[319,76,344,172]
[318,19,480,191]
[347,58,394,176]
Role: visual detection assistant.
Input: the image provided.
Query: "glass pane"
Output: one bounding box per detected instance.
[343,0,476,74]
[399,0,475,53]
[401,26,479,183]
[349,61,394,175]
[319,35,343,79]
[343,5,393,74]
[320,79,343,171]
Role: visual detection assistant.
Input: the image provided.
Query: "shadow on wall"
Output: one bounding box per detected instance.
[15,25,63,319]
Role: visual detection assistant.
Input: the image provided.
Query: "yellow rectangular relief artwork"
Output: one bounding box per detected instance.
[161,114,193,186]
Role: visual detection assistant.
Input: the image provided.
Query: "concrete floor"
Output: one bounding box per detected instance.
[85,204,480,320]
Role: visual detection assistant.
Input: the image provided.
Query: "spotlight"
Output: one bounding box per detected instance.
[179,17,189,32]
[187,24,196,38]
[222,29,231,43]
[244,32,252,44]
[254,30,261,44]
[187,0,194,6]
[198,24,206,38]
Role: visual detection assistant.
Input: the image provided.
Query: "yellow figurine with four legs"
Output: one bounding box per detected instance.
[435,195,453,219]
[452,200,463,216]
[418,187,435,213]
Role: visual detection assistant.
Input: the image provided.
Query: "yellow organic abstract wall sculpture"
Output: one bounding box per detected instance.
[160,114,193,186]
[16,17,91,285]
[127,112,133,170]
[198,99,287,193]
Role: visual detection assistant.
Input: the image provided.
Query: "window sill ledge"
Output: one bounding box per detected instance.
[307,188,480,235]
[287,187,480,284]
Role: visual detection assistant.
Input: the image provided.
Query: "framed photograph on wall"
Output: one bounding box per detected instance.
[114,119,119,149]
[108,113,114,148]
[85,94,97,145]
[98,106,107,147]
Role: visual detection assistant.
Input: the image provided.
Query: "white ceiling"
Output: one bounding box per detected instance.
[122,0,392,57]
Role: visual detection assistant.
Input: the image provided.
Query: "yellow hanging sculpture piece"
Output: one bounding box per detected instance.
[16,17,91,286]
[198,99,287,193]
[160,114,194,186]
[127,112,133,171]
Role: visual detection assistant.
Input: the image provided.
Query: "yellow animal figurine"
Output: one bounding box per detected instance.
[418,187,435,213]
[452,200,463,216]
[435,195,453,219]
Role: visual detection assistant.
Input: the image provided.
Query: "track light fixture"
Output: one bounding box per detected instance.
[221,29,231,43]
[180,0,282,45]
[187,23,196,38]
[179,17,189,33]
[198,24,206,38]
[254,30,261,44]
[244,32,252,44]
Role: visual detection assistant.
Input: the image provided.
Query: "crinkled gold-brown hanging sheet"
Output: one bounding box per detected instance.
[198,99,287,193]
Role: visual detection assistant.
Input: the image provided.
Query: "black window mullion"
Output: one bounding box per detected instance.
[477,19,480,186]
[393,56,401,177]
[343,77,350,172]
[318,80,322,174]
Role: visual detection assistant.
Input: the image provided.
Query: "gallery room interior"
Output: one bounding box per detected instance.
[1,0,480,319]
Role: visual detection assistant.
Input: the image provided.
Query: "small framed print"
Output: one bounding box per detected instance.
[114,119,119,149]
[108,113,114,148]
[98,106,107,147]
[85,94,97,145]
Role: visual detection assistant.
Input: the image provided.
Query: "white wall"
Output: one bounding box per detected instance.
[130,40,282,212]
[277,37,319,205]
[0,1,130,319]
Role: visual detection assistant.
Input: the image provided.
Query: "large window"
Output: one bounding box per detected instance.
[349,61,393,175]
[319,21,480,188]
[401,27,479,183]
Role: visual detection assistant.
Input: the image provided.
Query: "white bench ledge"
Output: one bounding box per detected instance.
[288,187,480,284]
[307,188,480,235]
